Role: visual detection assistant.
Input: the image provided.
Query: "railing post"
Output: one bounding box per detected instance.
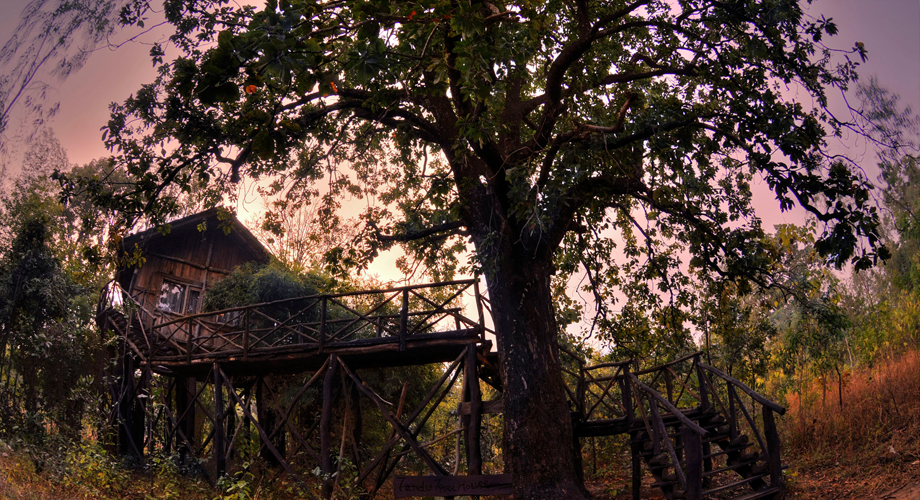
[399,288,409,352]
[763,407,784,495]
[695,354,710,410]
[473,280,486,341]
[242,310,249,359]
[728,385,738,440]
[186,318,193,364]
[319,296,327,353]
[694,355,713,485]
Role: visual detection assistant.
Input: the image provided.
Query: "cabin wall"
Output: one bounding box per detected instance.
[119,222,267,318]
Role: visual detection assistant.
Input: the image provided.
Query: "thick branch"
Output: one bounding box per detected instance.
[371,220,467,243]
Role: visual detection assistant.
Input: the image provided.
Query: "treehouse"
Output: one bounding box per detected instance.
[97,208,788,500]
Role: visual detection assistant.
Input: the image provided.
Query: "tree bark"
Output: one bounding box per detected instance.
[485,256,589,499]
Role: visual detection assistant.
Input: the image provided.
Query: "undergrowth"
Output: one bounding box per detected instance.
[781,349,920,497]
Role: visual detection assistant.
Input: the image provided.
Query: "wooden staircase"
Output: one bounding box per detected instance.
[564,350,785,499]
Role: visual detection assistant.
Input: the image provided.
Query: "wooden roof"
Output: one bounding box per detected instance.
[121,207,270,263]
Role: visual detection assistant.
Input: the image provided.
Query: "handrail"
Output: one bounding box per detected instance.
[628,373,708,436]
[698,362,785,415]
[584,359,633,371]
[556,344,586,366]
[151,280,477,329]
[633,351,702,375]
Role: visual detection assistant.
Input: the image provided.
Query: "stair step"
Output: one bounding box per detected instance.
[702,457,761,478]
[637,433,750,458]
[730,486,782,500]
[704,442,752,458]
[702,472,769,496]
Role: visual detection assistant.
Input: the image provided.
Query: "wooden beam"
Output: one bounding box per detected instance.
[147,251,231,276]
[681,426,702,500]
[763,407,784,494]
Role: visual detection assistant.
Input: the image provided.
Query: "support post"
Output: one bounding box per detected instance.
[214,363,226,477]
[319,297,327,352]
[763,407,784,495]
[681,426,702,500]
[622,368,641,500]
[321,355,338,499]
[695,355,713,484]
[465,344,482,475]
[473,280,485,341]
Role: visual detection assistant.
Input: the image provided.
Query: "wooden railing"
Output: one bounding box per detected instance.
[99,279,486,362]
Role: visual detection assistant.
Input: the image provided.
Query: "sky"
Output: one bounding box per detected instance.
[0,0,918,282]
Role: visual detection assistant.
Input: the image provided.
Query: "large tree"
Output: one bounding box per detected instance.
[65,0,887,496]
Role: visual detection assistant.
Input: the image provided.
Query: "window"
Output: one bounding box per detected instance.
[157,280,202,314]
[186,290,201,314]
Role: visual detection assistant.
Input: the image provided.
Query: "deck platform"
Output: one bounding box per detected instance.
[148,330,487,377]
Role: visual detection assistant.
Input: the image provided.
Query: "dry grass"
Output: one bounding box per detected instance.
[782,349,920,498]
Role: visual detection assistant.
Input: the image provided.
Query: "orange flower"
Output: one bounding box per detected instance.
[329,81,338,93]
[408,10,416,20]
[244,84,258,94]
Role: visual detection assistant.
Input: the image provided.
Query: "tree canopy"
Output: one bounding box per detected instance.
[61,0,891,496]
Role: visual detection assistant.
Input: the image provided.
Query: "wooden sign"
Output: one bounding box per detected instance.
[394,474,513,498]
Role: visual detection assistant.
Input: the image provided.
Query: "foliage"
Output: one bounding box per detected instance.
[62,440,130,496]
[0,131,116,447]
[251,185,360,275]
[203,260,332,311]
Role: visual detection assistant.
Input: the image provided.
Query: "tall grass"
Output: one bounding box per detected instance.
[783,349,920,463]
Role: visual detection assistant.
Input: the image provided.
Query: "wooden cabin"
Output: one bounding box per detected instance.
[116,207,270,321]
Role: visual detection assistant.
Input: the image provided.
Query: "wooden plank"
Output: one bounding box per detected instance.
[393,475,512,498]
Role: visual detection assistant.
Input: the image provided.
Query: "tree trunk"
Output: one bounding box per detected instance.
[485,258,589,499]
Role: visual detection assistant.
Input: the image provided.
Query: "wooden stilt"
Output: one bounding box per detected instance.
[214,363,226,477]
[186,377,197,463]
[350,380,363,470]
[321,354,338,499]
